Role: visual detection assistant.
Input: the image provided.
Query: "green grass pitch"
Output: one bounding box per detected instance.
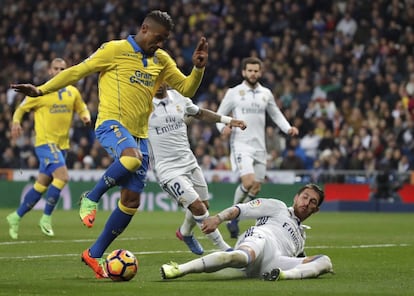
[0,209,413,296]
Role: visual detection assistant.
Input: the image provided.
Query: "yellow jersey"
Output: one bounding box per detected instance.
[13,85,89,150]
[38,35,204,138]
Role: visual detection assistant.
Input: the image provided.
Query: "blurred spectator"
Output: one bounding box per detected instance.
[280,147,304,170]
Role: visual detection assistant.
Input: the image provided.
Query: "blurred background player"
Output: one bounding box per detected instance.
[11,10,208,278]
[149,83,246,254]
[161,184,333,281]
[6,58,91,239]
[216,57,299,238]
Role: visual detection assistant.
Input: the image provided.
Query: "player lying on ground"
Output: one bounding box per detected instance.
[161,183,333,281]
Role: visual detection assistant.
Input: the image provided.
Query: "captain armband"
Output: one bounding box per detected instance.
[220,116,232,124]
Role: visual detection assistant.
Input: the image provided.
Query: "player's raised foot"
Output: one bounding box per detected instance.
[176,228,204,255]
[39,214,54,237]
[6,212,20,240]
[262,268,281,281]
[81,249,108,279]
[79,191,97,228]
[226,219,239,238]
[160,262,183,279]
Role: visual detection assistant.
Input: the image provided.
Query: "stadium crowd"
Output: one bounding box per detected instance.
[1,0,414,183]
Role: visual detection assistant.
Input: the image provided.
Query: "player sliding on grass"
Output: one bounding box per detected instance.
[161,183,333,281]
[7,58,90,239]
[149,83,246,254]
[11,10,208,279]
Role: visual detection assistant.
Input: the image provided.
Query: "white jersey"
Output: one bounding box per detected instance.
[216,81,292,153]
[235,198,307,277]
[148,89,200,183]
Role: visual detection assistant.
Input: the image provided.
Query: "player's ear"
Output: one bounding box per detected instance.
[141,23,149,33]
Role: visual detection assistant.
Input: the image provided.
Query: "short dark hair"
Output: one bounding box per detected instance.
[297,183,325,206]
[241,57,262,70]
[145,10,174,31]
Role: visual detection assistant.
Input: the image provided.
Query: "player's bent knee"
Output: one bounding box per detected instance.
[228,250,249,268]
[118,200,138,215]
[52,178,67,190]
[188,199,207,215]
[120,156,142,172]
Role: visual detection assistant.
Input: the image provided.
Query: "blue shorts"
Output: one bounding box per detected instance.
[35,144,67,177]
[95,120,149,193]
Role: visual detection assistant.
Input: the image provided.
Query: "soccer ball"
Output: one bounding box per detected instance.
[105,249,138,281]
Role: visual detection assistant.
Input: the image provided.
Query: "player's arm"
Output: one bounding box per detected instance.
[266,93,299,136]
[201,206,240,234]
[162,37,208,98]
[11,42,113,97]
[72,87,91,126]
[194,108,246,130]
[11,97,38,139]
[11,63,96,97]
[183,97,245,129]
[215,90,235,135]
[162,64,204,98]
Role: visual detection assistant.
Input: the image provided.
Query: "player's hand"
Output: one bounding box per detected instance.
[82,116,91,126]
[11,122,22,139]
[192,37,208,68]
[230,119,247,130]
[10,84,42,97]
[221,125,232,137]
[201,216,219,234]
[288,126,299,136]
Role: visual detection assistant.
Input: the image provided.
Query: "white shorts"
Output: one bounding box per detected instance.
[235,227,304,278]
[161,167,208,208]
[231,150,266,181]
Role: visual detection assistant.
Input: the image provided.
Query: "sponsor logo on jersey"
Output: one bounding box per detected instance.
[49,104,71,114]
[130,70,154,87]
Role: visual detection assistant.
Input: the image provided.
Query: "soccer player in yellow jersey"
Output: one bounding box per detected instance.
[6,58,91,239]
[11,10,208,279]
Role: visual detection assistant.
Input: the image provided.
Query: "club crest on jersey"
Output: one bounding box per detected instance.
[176,105,183,113]
[248,199,261,208]
[153,53,159,64]
[239,90,245,96]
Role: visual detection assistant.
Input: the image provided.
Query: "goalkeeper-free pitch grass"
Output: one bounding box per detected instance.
[0,209,413,296]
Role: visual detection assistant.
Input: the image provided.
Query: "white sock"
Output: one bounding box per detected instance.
[233,184,248,204]
[281,255,333,280]
[194,211,232,251]
[179,209,196,236]
[179,250,249,275]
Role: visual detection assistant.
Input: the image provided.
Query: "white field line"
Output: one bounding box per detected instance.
[0,237,411,260]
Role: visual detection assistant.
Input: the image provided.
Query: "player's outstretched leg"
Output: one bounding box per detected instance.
[161,262,183,279]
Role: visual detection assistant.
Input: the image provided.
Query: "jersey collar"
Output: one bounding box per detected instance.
[288,207,301,225]
[127,35,148,67]
[242,81,262,93]
[127,35,144,53]
[153,97,170,106]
